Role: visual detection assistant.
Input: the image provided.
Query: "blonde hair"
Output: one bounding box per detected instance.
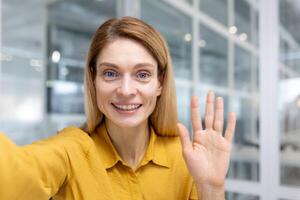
[83,16,178,136]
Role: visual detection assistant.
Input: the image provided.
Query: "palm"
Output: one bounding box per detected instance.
[184,129,232,187]
[177,91,236,187]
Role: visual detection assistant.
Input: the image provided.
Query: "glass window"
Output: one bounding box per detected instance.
[254,11,259,47]
[234,45,252,92]
[279,78,300,187]
[200,0,228,26]
[226,192,259,200]
[279,199,297,200]
[141,0,193,80]
[233,97,255,148]
[0,55,44,123]
[279,0,300,187]
[227,96,259,181]
[47,26,90,83]
[178,0,193,5]
[176,84,192,131]
[1,0,46,143]
[234,0,251,42]
[0,0,117,143]
[47,81,84,114]
[199,24,228,87]
[47,0,117,115]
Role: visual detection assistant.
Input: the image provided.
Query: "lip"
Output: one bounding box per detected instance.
[111,103,142,115]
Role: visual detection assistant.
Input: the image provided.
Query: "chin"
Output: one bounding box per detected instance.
[110,117,147,129]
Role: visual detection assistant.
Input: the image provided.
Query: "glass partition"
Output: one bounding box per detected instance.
[141,0,193,80]
[141,0,193,129]
[200,0,228,26]
[0,0,117,143]
[279,0,300,187]
[226,192,259,200]
[199,24,228,87]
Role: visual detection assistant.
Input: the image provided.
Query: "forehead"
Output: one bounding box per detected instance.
[96,38,158,69]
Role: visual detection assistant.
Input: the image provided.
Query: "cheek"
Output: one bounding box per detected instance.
[95,79,113,95]
[95,81,113,109]
[141,83,161,101]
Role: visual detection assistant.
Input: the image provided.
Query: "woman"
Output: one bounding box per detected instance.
[0,17,236,200]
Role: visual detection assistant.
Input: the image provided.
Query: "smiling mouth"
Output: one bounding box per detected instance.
[111,103,142,111]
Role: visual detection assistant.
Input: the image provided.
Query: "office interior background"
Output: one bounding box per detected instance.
[0,0,299,199]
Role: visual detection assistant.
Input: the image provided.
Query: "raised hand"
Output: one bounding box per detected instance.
[177,91,236,190]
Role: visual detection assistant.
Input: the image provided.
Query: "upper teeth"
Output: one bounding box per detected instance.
[114,104,140,110]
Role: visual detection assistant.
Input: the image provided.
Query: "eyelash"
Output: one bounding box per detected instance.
[103,70,119,79]
[136,71,151,80]
[102,70,151,81]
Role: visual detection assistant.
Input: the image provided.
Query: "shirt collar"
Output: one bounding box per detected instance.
[92,122,170,170]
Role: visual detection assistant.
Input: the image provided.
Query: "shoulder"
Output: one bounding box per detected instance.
[31,126,93,155]
[59,126,93,150]
[57,126,90,140]
[156,135,183,163]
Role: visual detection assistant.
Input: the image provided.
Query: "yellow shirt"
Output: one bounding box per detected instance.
[0,123,198,200]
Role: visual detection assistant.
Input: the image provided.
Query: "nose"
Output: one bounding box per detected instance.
[116,74,137,97]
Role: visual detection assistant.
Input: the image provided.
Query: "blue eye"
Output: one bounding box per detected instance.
[103,70,118,80]
[137,72,150,80]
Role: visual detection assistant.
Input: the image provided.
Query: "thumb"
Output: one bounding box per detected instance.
[177,123,192,153]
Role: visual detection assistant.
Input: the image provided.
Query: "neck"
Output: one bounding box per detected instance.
[105,119,150,170]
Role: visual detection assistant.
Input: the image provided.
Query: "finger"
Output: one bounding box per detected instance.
[205,91,215,129]
[191,96,202,132]
[225,112,236,142]
[191,96,202,143]
[177,123,193,153]
[213,97,224,133]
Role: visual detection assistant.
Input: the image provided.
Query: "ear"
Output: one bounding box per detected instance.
[156,82,162,96]
[156,71,164,96]
[156,85,162,96]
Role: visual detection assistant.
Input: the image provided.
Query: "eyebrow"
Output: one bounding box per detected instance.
[97,62,155,70]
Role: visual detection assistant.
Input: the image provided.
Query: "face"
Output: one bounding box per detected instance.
[94,38,162,128]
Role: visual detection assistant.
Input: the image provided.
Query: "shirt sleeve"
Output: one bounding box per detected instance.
[189,181,199,200]
[0,128,88,200]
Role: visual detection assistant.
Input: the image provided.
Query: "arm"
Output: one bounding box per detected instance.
[0,129,76,199]
[196,184,225,200]
[178,91,236,200]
